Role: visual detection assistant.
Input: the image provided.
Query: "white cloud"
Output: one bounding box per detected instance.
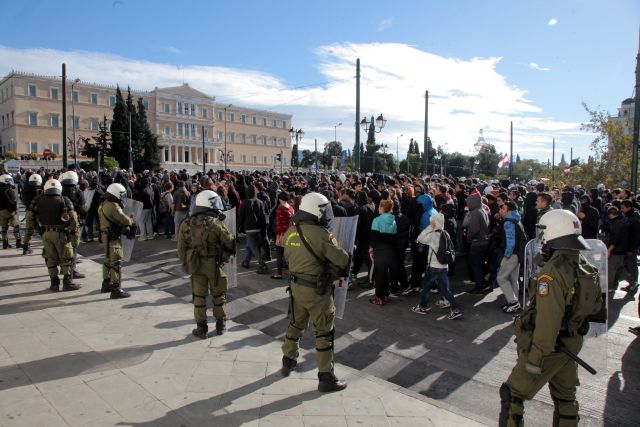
[377,18,393,31]
[163,46,185,55]
[548,18,558,26]
[528,62,551,72]
[0,43,589,162]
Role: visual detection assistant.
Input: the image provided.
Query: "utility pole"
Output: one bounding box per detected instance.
[423,90,429,173]
[355,58,361,172]
[128,110,133,171]
[62,64,68,168]
[631,28,640,193]
[552,138,556,182]
[202,125,206,175]
[314,138,318,171]
[509,121,513,181]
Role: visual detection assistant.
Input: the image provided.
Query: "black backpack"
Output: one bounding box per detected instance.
[434,229,455,265]
[504,218,528,262]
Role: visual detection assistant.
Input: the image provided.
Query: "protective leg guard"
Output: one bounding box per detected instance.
[49,276,60,292]
[62,275,80,291]
[499,383,524,427]
[192,321,208,339]
[215,318,226,335]
[318,371,347,393]
[101,280,113,293]
[552,398,580,427]
[281,356,297,377]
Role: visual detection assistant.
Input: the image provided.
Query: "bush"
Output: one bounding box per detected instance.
[5,151,15,160]
[80,156,120,171]
[28,152,37,160]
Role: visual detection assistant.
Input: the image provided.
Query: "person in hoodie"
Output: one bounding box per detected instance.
[404,192,438,295]
[522,192,538,242]
[578,194,600,239]
[410,212,462,319]
[352,191,375,287]
[496,201,523,313]
[238,185,269,274]
[465,192,490,294]
[369,199,398,305]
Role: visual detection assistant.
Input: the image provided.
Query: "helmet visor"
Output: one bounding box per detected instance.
[318,201,334,229]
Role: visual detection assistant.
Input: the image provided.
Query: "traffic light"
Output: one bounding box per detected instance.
[275,153,282,162]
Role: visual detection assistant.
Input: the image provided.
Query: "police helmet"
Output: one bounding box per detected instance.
[537,209,590,250]
[298,192,333,227]
[60,171,79,186]
[106,183,127,201]
[44,179,63,195]
[0,174,14,187]
[28,173,43,187]
[194,190,222,215]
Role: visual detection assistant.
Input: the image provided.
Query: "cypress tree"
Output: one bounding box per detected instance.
[136,97,160,171]
[109,86,130,169]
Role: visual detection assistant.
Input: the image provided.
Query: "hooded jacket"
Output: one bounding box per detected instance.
[522,192,538,240]
[502,209,522,258]
[466,193,489,246]
[416,212,448,269]
[417,193,437,230]
[370,212,397,251]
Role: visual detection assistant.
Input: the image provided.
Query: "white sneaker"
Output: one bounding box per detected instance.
[463,280,475,286]
[447,310,462,320]
[436,299,451,309]
[411,305,431,315]
[503,302,521,314]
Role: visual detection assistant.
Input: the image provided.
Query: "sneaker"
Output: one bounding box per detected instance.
[503,302,521,314]
[436,299,451,309]
[447,310,462,320]
[401,286,417,296]
[411,305,431,314]
[430,288,439,294]
[463,280,475,286]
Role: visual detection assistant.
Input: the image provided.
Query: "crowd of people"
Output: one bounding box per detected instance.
[1,165,639,331]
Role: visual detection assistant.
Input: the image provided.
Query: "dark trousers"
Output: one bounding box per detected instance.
[467,243,488,290]
[409,241,428,289]
[275,246,285,275]
[624,252,638,286]
[373,245,397,298]
[395,247,408,289]
[352,242,372,278]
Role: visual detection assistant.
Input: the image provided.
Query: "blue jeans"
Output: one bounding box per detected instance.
[467,243,488,289]
[163,213,174,236]
[244,231,265,266]
[418,267,459,310]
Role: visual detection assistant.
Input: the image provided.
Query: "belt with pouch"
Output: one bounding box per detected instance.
[290,273,319,289]
[43,226,68,232]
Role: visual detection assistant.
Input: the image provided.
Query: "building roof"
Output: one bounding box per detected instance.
[155,83,214,101]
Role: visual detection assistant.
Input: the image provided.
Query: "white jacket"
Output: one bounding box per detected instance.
[416,212,448,270]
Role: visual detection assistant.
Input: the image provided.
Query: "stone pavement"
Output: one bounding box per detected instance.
[0,243,491,427]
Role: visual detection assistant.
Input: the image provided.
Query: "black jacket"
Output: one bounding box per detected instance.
[608,215,630,255]
[238,187,267,233]
[625,208,640,251]
[579,202,600,239]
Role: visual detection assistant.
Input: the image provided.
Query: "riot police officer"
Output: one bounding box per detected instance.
[280,192,350,393]
[32,179,80,292]
[499,209,603,426]
[0,174,22,249]
[99,183,134,299]
[177,190,235,339]
[21,173,43,255]
[61,171,86,279]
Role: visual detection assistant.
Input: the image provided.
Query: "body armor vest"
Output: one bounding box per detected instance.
[37,195,67,226]
[22,185,41,210]
[62,186,81,212]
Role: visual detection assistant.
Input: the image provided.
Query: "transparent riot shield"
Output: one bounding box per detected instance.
[84,190,95,213]
[222,207,237,288]
[121,198,143,263]
[332,216,358,319]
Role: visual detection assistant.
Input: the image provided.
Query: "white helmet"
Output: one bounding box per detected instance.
[60,171,79,186]
[44,179,63,195]
[194,190,223,214]
[538,209,590,250]
[338,173,347,184]
[299,192,333,226]
[0,174,14,187]
[106,183,127,201]
[28,173,43,186]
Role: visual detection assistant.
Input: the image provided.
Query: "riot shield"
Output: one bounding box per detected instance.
[84,190,95,213]
[222,207,238,288]
[523,239,608,335]
[332,215,358,319]
[121,198,143,263]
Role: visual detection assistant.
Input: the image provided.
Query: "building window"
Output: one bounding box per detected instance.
[90,93,98,105]
[252,116,257,125]
[164,149,169,162]
[50,114,59,128]
[263,156,267,164]
[272,137,277,146]
[218,131,223,140]
[29,141,38,153]
[203,108,208,118]
[28,84,37,97]
[252,135,257,144]
[90,118,99,131]
[204,128,209,139]
[109,95,116,107]
[28,112,38,126]
[229,132,235,142]
[190,104,195,116]
[263,136,267,145]
[218,111,223,121]
[241,133,246,144]
[242,154,247,163]
[252,155,257,163]
[52,143,60,154]
[184,150,190,163]
[177,123,183,137]
[241,114,246,123]
[263,118,267,126]
[143,100,149,111]
[163,103,170,113]
[272,119,277,127]
[72,116,79,129]
[229,112,235,122]
[191,123,196,138]
[50,87,58,100]
[283,120,287,128]
[72,90,79,103]
[177,102,183,115]
[164,126,171,136]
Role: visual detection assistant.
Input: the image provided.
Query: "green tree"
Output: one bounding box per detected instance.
[446,152,473,177]
[476,144,500,177]
[291,143,299,167]
[109,86,131,169]
[83,114,111,161]
[406,138,421,175]
[322,141,342,169]
[135,97,160,171]
[363,115,380,173]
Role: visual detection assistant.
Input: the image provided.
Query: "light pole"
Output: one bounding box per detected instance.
[289,127,304,168]
[334,122,342,143]
[71,78,80,169]
[360,114,387,172]
[396,133,403,162]
[223,104,232,171]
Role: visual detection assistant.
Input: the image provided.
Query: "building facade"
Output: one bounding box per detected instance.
[610,97,636,136]
[0,71,293,171]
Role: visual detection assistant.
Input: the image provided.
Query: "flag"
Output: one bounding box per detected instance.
[497,154,510,169]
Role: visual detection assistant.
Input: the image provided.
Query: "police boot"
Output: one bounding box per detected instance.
[15,239,22,249]
[3,240,10,249]
[317,371,347,393]
[22,243,32,255]
[49,276,60,292]
[101,280,113,293]
[62,276,81,291]
[110,286,131,299]
[72,270,86,279]
[281,356,297,377]
[215,318,226,335]
[192,321,208,339]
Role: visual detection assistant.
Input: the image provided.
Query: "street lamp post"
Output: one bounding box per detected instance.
[223,104,232,171]
[360,114,387,172]
[396,133,403,162]
[334,122,342,143]
[71,78,80,169]
[289,127,304,168]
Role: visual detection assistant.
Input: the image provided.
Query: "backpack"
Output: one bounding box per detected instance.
[159,191,170,214]
[434,229,455,265]
[565,259,605,335]
[504,218,528,263]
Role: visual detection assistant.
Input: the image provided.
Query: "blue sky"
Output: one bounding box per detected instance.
[1,0,638,163]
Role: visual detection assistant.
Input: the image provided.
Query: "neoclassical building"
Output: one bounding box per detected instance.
[0,70,293,171]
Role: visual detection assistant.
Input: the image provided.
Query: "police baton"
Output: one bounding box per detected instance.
[557,344,597,375]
